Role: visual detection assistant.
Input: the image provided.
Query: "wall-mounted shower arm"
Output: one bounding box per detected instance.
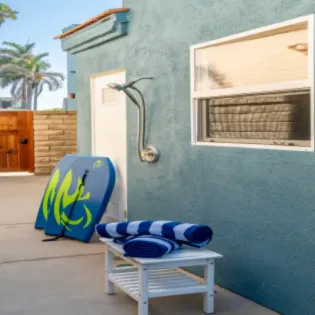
[125,77,153,88]
[107,77,159,163]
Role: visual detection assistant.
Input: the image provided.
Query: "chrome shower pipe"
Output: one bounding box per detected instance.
[107,77,159,163]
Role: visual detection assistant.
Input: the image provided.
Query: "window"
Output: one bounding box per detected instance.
[190,15,314,151]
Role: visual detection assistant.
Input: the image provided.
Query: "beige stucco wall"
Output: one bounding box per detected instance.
[33,111,77,175]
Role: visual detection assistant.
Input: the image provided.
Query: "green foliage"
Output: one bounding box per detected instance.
[48,108,64,111]
[0,41,65,110]
[0,3,18,26]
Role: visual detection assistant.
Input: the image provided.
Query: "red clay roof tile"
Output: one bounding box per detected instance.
[54,8,129,40]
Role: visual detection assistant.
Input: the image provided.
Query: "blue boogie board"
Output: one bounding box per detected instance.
[34,155,116,243]
[34,154,78,230]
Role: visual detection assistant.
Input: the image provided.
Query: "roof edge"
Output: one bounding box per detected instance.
[54,8,129,40]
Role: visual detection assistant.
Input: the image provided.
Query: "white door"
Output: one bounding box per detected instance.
[91,70,127,222]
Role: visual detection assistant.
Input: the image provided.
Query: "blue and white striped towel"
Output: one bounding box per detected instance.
[95,220,213,248]
[115,235,181,258]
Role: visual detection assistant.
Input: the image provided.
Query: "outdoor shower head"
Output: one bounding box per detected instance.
[124,77,153,88]
[108,77,153,91]
[107,76,159,163]
[108,82,140,108]
[107,82,124,91]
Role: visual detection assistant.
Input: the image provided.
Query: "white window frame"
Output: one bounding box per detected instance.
[190,14,315,152]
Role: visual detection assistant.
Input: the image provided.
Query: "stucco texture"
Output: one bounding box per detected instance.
[73,0,315,314]
[63,24,78,110]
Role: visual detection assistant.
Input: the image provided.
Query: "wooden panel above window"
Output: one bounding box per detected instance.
[194,22,309,92]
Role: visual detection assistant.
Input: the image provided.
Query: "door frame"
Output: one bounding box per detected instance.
[90,68,128,220]
[26,111,35,173]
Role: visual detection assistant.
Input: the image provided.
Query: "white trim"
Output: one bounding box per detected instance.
[190,14,315,152]
[90,70,128,221]
[191,99,198,144]
[309,15,315,151]
[192,80,311,99]
[191,14,313,50]
[190,46,197,144]
[193,141,314,152]
[90,77,96,155]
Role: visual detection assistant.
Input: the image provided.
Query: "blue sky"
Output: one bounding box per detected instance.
[0,0,122,109]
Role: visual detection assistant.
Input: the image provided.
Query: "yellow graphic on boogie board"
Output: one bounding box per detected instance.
[93,159,104,168]
[42,168,92,231]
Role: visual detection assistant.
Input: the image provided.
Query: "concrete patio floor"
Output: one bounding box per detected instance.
[0,175,279,315]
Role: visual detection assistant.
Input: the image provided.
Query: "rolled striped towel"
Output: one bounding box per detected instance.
[95,220,213,248]
[116,235,181,258]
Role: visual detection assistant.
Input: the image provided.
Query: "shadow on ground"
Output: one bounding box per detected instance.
[0,175,278,315]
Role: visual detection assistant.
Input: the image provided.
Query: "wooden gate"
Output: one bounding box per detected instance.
[0,111,34,172]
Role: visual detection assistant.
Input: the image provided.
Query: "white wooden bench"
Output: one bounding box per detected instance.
[100,238,223,315]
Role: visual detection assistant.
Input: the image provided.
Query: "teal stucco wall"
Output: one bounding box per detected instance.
[62,24,79,110]
[73,1,315,314]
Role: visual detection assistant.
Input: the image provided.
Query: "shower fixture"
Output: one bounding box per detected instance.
[108,77,159,163]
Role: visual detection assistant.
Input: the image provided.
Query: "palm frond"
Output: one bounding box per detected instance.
[41,75,63,91]
[37,61,51,71]
[0,40,63,102]
[0,63,31,76]
[0,3,18,21]
[0,66,24,87]
[0,48,21,58]
[0,75,14,88]
[43,71,65,81]
[0,42,37,71]
[0,55,13,65]
[10,79,23,97]
[37,81,44,96]
[10,80,18,96]
[40,77,55,91]
[27,58,51,73]
[33,52,49,62]
[2,41,35,56]
[23,43,35,54]
[0,71,24,82]
[24,43,36,53]
[2,41,24,52]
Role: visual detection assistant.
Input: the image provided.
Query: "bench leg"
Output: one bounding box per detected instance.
[138,267,149,315]
[203,260,215,314]
[105,246,114,294]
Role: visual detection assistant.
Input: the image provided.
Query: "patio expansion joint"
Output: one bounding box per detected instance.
[0,252,104,266]
[0,222,34,227]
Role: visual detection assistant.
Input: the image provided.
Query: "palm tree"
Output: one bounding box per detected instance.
[30,58,64,110]
[32,72,65,110]
[0,41,65,110]
[0,3,18,26]
[0,42,35,105]
[0,42,37,108]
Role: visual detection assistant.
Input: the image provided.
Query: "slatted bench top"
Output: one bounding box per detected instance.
[100,238,223,265]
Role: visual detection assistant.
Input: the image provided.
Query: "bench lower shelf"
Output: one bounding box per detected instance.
[108,268,207,301]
